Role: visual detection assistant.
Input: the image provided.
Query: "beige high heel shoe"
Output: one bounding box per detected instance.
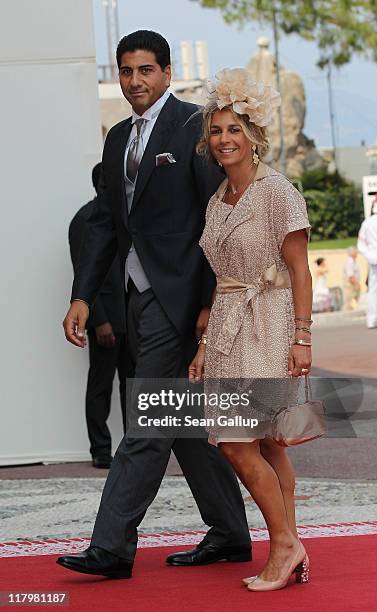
[242,575,257,586]
[242,541,308,587]
[247,543,309,592]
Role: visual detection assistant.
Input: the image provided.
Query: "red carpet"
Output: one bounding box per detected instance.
[0,530,376,611]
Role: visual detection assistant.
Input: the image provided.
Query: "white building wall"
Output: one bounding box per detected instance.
[0,0,123,464]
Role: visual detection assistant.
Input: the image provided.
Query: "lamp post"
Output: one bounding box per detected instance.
[326,60,339,176]
[272,6,286,175]
[102,0,120,80]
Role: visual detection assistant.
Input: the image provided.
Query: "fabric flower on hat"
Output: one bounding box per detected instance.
[204,68,281,127]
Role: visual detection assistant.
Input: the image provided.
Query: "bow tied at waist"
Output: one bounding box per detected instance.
[214,263,291,355]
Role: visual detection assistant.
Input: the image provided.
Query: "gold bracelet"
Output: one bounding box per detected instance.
[295,327,312,334]
[198,334,208,346]
[295,317,313,324]
[294,339,312,346]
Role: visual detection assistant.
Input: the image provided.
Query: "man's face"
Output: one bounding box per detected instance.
[119,50,171,115]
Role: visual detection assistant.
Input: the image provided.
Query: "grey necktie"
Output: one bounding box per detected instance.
[126,118,145,183]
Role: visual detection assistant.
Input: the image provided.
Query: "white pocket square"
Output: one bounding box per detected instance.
[155,152,177,167]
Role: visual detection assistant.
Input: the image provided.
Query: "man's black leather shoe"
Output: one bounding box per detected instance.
[92,456,112,469]
[56,546,132,579]
[166,541,252,566]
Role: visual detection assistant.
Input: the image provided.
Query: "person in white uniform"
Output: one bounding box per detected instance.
[357,201,377,328]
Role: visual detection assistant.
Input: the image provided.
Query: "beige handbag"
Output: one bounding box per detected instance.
[271,376,326,447]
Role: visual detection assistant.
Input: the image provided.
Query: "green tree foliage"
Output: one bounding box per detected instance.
[193,0,377,67]
[315,1,377,67]
[299,168,364,240]
[193,0,316,36]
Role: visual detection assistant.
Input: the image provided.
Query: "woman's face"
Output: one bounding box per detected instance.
[209,109,252,169]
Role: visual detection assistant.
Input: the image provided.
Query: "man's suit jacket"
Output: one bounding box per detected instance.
[69,199,126,333]
[72,94,224,335]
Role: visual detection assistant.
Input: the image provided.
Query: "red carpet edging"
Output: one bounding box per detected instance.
[1,521,377,558]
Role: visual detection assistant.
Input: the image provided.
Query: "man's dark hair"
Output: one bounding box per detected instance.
[92,162,102,194]
[116,30,171,70]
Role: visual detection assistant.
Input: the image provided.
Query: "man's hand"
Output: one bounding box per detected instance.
[63,301,89,348]
[195,307,211,340]
[95,322,116,348]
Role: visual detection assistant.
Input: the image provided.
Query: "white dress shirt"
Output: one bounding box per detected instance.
[124,90,171,292]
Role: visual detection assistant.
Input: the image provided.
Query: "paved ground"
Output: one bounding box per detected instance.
[1,437,376,481]
[1,314,376,542]
[312,316,377,379]
[1,476,376,541]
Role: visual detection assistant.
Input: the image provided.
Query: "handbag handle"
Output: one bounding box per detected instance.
[288,375,312,405]
[304,375,313,402]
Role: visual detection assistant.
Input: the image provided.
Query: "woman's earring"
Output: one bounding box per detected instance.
[217,160,223,167]
[252,145,259,165]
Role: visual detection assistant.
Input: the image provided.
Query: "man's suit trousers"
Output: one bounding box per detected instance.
[91,282,251,561]
[86,330,127,457]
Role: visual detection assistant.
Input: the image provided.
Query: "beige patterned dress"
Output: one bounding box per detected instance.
[199,162,310,443]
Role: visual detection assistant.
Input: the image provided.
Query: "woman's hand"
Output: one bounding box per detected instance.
[188,344,206,382]
[288,345,312,377]
[195,307,211,340]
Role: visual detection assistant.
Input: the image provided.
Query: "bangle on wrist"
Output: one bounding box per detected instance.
[198,334,208,346]
[294,338,312,347]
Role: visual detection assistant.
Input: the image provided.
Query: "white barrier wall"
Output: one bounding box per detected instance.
[0,0,124,464]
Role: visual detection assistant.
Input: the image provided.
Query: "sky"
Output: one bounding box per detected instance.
[92,0,377,149]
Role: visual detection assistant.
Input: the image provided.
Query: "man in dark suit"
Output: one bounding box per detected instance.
[59,30,251,579]
[69,163,127,469]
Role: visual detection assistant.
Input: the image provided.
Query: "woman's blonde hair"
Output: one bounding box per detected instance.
[196,100,269,164]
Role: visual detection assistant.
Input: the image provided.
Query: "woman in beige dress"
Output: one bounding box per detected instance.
[189,69,313,592]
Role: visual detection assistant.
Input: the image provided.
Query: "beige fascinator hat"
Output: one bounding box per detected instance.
[204,67,281,127]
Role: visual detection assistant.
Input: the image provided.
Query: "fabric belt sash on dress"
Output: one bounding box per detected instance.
[215,263,291,355]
